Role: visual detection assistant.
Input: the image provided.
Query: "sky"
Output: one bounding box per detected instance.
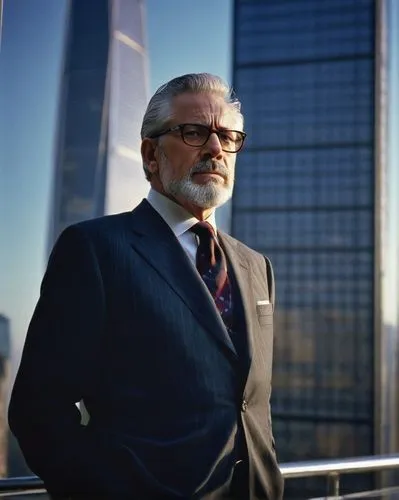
[0,0,398,378]
[146,0,232,92]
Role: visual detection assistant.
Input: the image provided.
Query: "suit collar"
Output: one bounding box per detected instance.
[128,200,237,357]
[146,189,217,238]
[218,232,256,362]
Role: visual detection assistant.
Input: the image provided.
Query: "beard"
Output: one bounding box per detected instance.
[158,152,235,209]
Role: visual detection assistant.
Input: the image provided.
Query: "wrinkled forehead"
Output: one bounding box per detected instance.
[168,92,243,130]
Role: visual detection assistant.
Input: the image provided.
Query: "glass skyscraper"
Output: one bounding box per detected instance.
[0,0,3,47]
[232,0,399,497]
[0,315,10,476]
[49,0,149,246]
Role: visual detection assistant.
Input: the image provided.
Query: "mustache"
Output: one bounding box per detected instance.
[190,161,229,178]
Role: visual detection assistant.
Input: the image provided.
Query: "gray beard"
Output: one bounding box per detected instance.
[166,176,233,209]
[160,157,234,209]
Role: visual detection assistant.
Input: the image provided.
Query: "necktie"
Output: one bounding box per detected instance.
[190,222,233,329]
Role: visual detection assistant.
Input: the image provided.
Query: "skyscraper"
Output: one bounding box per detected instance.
[0,315,10,476]
[232,0,399,497]
[48,0,149,247]
[0,0,4,47]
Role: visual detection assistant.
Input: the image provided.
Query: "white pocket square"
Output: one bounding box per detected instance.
[256,299,270,305]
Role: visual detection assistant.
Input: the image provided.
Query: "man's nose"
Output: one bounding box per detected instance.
[203,132,224,159]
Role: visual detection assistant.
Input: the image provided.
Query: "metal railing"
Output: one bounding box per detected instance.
[310,486,399,499]
[280,454,399,498]
[0,474,45,496]
[0,454,398,497]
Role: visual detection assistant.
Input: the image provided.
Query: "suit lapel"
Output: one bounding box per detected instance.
[218,232,256,362]
[127,201,237,356]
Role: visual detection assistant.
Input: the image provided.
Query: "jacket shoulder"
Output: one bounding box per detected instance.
[72,211,132,234]
[63,199,152,240]
[49,212,134,259]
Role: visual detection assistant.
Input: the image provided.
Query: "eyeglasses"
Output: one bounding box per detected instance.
[149,123,247,153]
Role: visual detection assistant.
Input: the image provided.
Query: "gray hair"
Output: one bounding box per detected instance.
[141,73,243,180]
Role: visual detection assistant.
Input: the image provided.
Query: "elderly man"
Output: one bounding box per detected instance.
[9,73,283,499]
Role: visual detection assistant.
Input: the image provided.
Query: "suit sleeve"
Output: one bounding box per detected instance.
[8,225,132,496]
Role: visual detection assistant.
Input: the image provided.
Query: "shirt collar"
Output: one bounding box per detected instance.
[146,188,217,237]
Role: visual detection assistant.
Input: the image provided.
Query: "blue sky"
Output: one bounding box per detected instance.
[146,0,232,92]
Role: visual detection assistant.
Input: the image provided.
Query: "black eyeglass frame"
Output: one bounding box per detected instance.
[149,123,247,153]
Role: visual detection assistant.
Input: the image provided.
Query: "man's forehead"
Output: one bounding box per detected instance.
[169,92,242,128]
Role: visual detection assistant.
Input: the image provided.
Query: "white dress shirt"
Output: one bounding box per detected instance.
[146,188,217,266]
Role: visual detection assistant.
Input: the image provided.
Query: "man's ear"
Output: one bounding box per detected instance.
[141,138,159,175]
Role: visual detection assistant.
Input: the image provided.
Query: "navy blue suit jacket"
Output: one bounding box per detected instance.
[9,200,283,499]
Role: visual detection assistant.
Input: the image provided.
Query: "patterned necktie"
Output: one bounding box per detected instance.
[190,222,233,329]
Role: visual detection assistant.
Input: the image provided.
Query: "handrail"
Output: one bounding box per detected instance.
[0,454,398,495]
[279,453,399,478]
[0,475,44,492]
[310,486,399,499]
[279,454,399,497]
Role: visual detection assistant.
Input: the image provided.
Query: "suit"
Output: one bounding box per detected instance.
[9,199,284,499]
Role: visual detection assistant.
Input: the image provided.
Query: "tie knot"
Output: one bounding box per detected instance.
[190,221,216,240]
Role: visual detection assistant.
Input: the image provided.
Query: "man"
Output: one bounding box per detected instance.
[9,73,283,499]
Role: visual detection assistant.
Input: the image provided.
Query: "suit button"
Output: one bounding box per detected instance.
[241,400,248,412]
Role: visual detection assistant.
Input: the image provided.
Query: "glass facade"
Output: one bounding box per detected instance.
[106,0,149,215]
[231,0,399,496]
[0,315,10,476]
[0,0,3,47]
[49,0,149,247]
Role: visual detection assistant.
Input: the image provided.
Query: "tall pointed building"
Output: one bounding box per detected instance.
[0,315,10,477]
[49,0,149,247]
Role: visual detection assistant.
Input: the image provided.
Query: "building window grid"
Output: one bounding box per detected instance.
[236,37,372,63]
[237,65,374,149]
[238,12,373,33]
[238,0,373,21]
[233,0,376,465]
[272,419,373,463]
[236,7,374,64]
[237,61,373,90]
[237,66,373,97]
[237,0,374,36]
[234,211,373,250]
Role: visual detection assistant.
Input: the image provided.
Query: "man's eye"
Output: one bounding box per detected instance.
[219,132,235,142]
[185,130,201,137]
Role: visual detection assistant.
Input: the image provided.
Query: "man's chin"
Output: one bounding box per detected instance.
[191,172,225,185]
[166,180,232,209]
[190,189,232,209]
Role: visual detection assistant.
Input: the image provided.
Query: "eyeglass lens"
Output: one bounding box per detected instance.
[181,124,244,152]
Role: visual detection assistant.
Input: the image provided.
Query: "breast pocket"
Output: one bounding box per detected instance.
[256,303,273,326]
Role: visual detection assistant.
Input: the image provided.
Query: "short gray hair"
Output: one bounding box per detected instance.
[141,73,243,180]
